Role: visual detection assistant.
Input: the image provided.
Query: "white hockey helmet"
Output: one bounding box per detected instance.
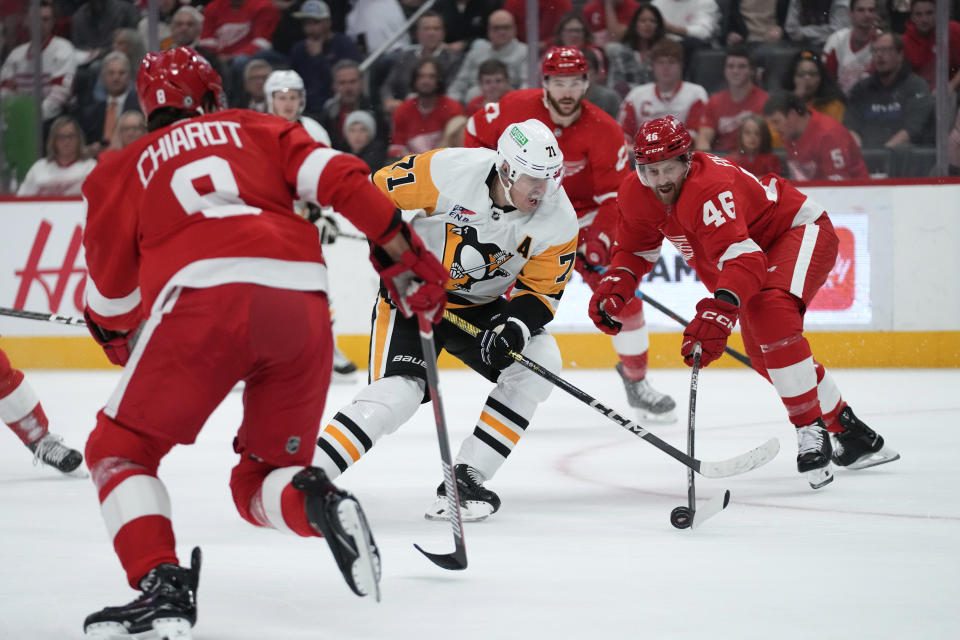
[496,119,564,189]
[265,69,306,115]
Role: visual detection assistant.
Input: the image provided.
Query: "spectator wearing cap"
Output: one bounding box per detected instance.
[381,11,463,116]
[289,0,362,114]
[344,110,387,171]
[447,9,529,104]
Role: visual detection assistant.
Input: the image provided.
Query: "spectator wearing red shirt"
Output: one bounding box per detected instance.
[727,113,782,177]
[695,46,770,153]
[464,59,511,116]
[764,92,867,181]
[198,0,282,101]
[389,58,464,157]
[503,0,573,52]
[583,0,641,47]
[902,0,960,92]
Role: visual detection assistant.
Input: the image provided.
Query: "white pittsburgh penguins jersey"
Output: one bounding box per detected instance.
[373,147,579,318]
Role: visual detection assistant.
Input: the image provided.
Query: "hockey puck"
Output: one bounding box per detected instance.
[670,505,692,529]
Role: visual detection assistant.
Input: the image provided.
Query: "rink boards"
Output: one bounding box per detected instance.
[1,179,959,368]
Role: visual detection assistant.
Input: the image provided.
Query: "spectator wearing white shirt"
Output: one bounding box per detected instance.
[652,0,720,51]
[17,116,97,197]
[0,2,76,124]
[346,0,411,55]
[822,0,880,95]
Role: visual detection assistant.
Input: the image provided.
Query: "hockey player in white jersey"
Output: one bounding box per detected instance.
[315,120,579,520]
[265,69,359,380]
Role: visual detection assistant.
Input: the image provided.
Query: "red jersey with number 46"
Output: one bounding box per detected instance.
[82,109,396,333]
[463,88,630,235]
[611,152,826,305]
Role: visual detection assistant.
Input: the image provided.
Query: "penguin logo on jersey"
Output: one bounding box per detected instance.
[442,223,513,291]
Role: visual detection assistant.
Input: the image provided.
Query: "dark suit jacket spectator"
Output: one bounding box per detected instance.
[434,0,503,49]
[289,36,362,114]
[78,90,140,149]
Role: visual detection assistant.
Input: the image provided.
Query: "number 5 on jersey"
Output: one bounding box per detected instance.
[702,190,736,227]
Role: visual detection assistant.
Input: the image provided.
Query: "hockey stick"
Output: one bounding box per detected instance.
[443,311,779,478]
[584,266,753,368]
[0,306,86,326]
[413,313,468,571]
[670,343,731,530]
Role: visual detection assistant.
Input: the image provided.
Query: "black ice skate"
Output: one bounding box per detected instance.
[831,406,901,470]
[331,346,358,382]
[796,419,834,489]
[425,463,501,522]
[28,432,83,473]
[616,364,677,423]
[84,547,201,640]
[292,466,381,601]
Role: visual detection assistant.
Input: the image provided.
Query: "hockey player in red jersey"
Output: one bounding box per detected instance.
[79,47,448,638]
[589,116,899,490]
[464,45,676,422]
[0,345,83,473]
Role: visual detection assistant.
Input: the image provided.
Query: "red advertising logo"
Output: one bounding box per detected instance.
[809,226,854,311]
[13,220,88,313]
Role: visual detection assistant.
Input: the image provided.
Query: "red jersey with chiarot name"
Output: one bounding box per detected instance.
[783,110,868,181]
[695,86,769,152]
[611,152,825,305]
[464,87,630,234]
[82,109,395,332]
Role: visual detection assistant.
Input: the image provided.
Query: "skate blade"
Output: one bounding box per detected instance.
[846,446,901,471]
[805,466,834,490]
[638,408,678,424]
[85,618,192,639]
[330,369,358,384]
[337,500,381,602]
[424,497,492,522]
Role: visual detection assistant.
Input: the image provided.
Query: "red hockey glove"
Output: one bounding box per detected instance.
[84,310,133,366]
[588,269,638,335]
[370,221,449,324]
[574,259,604,291]
[681,297,739,368]
[480,315,529,369]
[577,227,612,270]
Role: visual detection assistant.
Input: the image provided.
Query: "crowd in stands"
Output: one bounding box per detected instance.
[2,0,960,195]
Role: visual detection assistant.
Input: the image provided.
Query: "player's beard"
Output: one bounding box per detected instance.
[652,180,681,205]
[546,91,583,118]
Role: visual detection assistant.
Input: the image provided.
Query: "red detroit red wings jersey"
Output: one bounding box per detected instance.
[82,109,395,332]
[464,88,630,233]
[613,153,825,304]
[783,110,867,181]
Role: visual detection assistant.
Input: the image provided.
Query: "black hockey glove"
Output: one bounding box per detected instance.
[480,316,530,369]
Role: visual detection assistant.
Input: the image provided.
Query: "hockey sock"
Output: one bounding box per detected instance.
[0,358,49,445]
[815,361,846,433]
[316,376,423,479]
[611,300,649,379]
[234,460,316,537]
[761,333,821,427]
[457,388,534,481]
[86,413,178,588]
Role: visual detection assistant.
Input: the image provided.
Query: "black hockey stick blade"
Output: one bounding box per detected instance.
[691,490,731,530]
[0,306,86,326]
[414,314,468,571]
[442,311,779,479]
[414,543,468,570]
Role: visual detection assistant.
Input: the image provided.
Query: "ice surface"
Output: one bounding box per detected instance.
[1,367,957,639]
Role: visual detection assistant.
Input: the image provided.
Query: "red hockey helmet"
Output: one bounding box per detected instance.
[136,47,224,118]
[633,116,692,165]
[541,46,588,78]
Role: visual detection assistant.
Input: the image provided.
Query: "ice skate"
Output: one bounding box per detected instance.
[292,466,381,601]
[331,346,358,383]
[616,363,677,423]
[27,432,83,474]
[831,406,900,470]
[796,419,834,489]
[84,547,201,639]
[425,464,501,522]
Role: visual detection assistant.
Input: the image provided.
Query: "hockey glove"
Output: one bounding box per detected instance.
[682,297,739,368]
[84,310,133,366]
[480,315,529,369]
[370,221,449,324]
[588,268,638,335]
[577,227,612,271]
